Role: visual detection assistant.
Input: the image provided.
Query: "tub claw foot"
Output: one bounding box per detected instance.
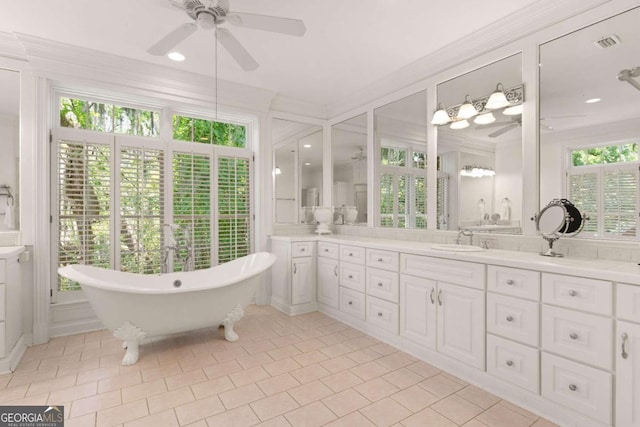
[114,321,147,366]
[222,304,244,342]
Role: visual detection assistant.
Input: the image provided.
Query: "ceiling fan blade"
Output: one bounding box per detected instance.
[227,12,306,36]
[148,23,197,56]
[475,121,513,129]
[488,123,518,138]
[217,28,259,71]
[167,0,186,10]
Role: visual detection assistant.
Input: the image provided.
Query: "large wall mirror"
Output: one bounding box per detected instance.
[272,118,323,224]
[332,113,367,225]
[374,90,428,228]
[436,53,523,234]
[0,67,19,231]
[540,6,640,240]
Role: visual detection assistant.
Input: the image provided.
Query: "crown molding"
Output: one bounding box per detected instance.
[326,0,613,118]
[14,33,276,114]
[270,95,328,120]
[0,31,26,61]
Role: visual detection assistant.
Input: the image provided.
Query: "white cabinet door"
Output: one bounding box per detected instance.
[437,282,486,369]
[400,274,436,350]
[317,257,339,308]
[292,257,314,305]
[270,240,290,305]
[617,321,640,427]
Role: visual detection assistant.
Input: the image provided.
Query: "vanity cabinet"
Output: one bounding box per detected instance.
[317,242,339,308]
[365,248,399,334]
[0,253,20,358]
[616,283,640,427]
[270,238,317,315]
[399,254,485,369]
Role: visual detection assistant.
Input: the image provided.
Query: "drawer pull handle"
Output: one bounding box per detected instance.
[348,301,353,305]
[569,332,578,340]
[349,253,354,256]
[293,264,297,274]
[334,266,338,277]
[506,279,515,285]
[300,248,305,252]
[506,360,514,367]
[348,274,353,279]
[377,282,383,287]
[437,290,443,306]
[622,332,629,359]
[377,312,383,317]
[569,384,577,392]
[377,257,384,262]
[324,248,329,252]
[569,290,578,297]
[430,288,435,304]
[506,315,514,322]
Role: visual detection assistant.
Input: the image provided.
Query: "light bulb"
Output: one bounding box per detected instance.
[474,112,496,125]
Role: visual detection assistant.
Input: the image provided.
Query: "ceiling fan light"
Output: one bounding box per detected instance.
[450,119,470,130]
[167,51,185,61]
[485,83,510,109]
[456,95,478,119]
[503,104,523,116]
[431,104,451,125]
[474,112,496,125]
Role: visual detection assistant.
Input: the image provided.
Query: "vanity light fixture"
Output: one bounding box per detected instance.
[274,166,282,175]
[485,83,510,109]
[456,95,478,119]
[431,103,451,125]
[474,112,496,125]
[460,165,495,178]
[503,104,523,115]
[303,144,312,148]
[450,119,470,130]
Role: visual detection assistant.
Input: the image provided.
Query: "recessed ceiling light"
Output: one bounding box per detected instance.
[168,52,185,62]
[303,144,311,148]
[585,98,601,104]
[304,162,311,166]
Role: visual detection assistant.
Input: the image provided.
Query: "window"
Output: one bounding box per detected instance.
[54,97,253,297]
[378,143,428,228]
[567,142,639,238]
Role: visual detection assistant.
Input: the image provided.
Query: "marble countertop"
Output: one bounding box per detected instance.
[270,234,640,285]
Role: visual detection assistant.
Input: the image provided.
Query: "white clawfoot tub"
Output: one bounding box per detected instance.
[58,252,276,365]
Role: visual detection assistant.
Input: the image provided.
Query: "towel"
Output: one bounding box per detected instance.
[4,197,15,229]
[501,198,511,221]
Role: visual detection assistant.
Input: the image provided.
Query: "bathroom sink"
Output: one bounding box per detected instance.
[430,244,485,252]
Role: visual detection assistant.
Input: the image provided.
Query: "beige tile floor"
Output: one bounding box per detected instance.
[0,305,559,427]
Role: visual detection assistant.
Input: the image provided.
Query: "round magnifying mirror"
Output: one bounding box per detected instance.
[537,204,566,235]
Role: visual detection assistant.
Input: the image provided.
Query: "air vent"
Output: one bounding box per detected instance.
[593,34,621,49]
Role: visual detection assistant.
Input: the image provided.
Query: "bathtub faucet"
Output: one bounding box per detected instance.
[161,224,194,273]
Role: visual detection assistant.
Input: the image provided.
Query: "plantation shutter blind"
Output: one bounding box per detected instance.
[119,146,165,274]
[437,175,449,229]
[603,166,637,236]
[217,152,252,264]
[173,152,212,270]
[56,140,112,292]
[568,170,599,234]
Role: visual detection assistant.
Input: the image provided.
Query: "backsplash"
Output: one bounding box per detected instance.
[0,231,20,247]
[271,224,640,263]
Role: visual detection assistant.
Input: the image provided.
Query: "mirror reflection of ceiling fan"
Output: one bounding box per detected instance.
[351,147,367,160]
[477,118,522,138]
[539,114,587,131]
[148,0,306,71]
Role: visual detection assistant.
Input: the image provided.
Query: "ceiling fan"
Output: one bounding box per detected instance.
[148,0,306,71]
[476,118,522,138]
[351,147,367,161]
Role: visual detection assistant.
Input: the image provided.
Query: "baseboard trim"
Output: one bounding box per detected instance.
[0,335,27,374]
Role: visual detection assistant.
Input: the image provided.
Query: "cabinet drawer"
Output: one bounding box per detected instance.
[340,287,365,320]
[487,334,539,393]
[318,242,339,259]
[366,268,399,303]
[541,305,612,369]
[541,352,612,425]
[487,293,539,347]
[292,241,315,257]
[541,273,612,316]
[366,295,399,334]
[617,283,640,323]
[400,254,485,290]
[340,262,366,292]
[366,248,399,272]
[0,284,5,322]
[487,266,540,300]
[340,245,365,265]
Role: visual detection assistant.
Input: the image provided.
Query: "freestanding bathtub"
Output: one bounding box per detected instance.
[58,252,276,365]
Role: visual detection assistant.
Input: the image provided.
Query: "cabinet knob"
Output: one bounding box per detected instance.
[348,274,353,279]
[377,257,384,262]
[377,312,383,317]
[348,301,353,305]
[569,332,578,340]
[569,384,577,392]
[506,279,515,285]
[506,315,514,322]
[324,248,329,252]
[569,290,578,297]
[349,253,353,256]
[506,360,514,367]
[300,248,305,252]
[377,282,383,287]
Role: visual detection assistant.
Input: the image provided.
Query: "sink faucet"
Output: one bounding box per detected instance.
[457,229,474,246]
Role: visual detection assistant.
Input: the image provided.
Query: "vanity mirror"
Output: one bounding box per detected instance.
[539,6,640,240]
[436,53,523,234]
[0,68,19,231]
[374,90,428,228]
[332,113,367,225]
[534,199,586,257]
[272,118,323,224]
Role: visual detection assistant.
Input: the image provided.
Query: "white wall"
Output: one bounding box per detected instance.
[494,139,522,224]
[0,115,18,231]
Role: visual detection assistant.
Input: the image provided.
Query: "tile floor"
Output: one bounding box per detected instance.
[0,305,559,427]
